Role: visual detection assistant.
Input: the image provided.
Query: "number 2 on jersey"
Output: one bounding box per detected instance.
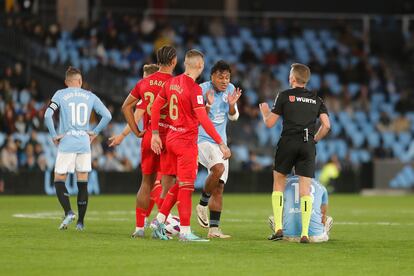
[68,102,88,126]
[143,92,167,119]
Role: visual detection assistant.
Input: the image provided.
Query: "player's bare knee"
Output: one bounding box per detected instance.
[54,173,67,182]
[76,172,88,182]
[211,163,225,177]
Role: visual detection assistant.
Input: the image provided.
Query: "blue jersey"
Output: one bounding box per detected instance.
[283,176,328,237]
[198,81,238,145]
[44,87,112,153]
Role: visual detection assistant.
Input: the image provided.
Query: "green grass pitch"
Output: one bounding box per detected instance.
[1,194,413,275]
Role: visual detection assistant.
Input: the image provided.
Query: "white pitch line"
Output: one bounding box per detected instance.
[11,212,414,226]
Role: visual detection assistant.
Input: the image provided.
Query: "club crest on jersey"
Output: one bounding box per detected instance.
[289,95,295,102]
[222,94,228,103]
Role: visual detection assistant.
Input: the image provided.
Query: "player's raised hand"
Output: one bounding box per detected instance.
[206,89,215,106]
[219,143,231,160]
[151,132,163,155]
[259,102,270,114]
[108,134,125,147]
[53,134,64,145]
[228,87,242,106]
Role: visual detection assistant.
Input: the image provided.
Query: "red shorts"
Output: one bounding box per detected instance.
[167,140,198,183]
[140,132,160,175]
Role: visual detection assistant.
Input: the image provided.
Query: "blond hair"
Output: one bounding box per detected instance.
[290,63,311,85]
[65,66,82,80]
[143,64,159,75]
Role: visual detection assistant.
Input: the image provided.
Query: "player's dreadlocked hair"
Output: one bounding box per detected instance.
[211,60,231,76]
[156,45,177,66]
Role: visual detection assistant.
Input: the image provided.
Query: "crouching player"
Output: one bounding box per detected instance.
[268,175,333,242]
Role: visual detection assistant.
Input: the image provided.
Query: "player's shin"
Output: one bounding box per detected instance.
[77,181,88,224]
[157,182,179,223]
[300,195,313,238]
[199,191,211,206]
[177,183,194,234]
[271,191,283,232]
[55,181,72,215]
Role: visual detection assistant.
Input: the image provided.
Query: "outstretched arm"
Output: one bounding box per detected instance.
[259,103,280,128]
[122,94,143,138]
[109,109,145,147]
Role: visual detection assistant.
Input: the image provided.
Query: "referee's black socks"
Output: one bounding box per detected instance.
[54,181,72,215]
[77,181,88,224]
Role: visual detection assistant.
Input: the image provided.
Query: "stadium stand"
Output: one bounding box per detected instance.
[1,13,414,177]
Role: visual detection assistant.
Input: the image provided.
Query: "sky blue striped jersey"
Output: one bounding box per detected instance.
[44,87,111,153]
[198,81,237,145]
[283,176,329,237]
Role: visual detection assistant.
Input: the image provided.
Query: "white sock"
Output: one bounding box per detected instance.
[135,227,144,231]
[180,226,191,234]
[156,213,166,223]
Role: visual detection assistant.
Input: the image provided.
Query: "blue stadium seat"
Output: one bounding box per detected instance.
[48,47,59,64]
[398,132,412,147]
[260,37,273,52]
[382,132,396,149]
[275,38,290,50]
[231,144,249,162]
[324,73,341,95]
[230,37,243,54]
[0,133,5,147]
[348,83,360,97]
[308,74,321,90]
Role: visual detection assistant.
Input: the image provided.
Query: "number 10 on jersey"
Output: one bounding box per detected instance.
[68,102,88,126]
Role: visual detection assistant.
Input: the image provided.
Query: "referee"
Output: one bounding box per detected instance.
[259,63,330,243]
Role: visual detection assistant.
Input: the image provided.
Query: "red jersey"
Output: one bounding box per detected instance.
[130,71,172,136]
[158,74,205,143]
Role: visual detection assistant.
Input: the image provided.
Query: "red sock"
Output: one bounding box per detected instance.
[157,197,165,209]
[177,184,194,227]
[159,183,179,217]
[151,184,162,209]
[135,207,147,228]
[145,184,162,217]
[145,200,155,217]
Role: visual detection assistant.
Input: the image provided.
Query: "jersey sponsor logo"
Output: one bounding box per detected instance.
[289,95,295,102]
[197,95,204,105]
[295,97,317,104]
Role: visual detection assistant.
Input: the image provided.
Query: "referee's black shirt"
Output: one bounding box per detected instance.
[271,87,328,137]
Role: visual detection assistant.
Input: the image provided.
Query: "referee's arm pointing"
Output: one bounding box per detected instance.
[259,103,280,128]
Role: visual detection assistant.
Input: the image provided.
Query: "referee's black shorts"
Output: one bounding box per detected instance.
[273,135,316,178]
